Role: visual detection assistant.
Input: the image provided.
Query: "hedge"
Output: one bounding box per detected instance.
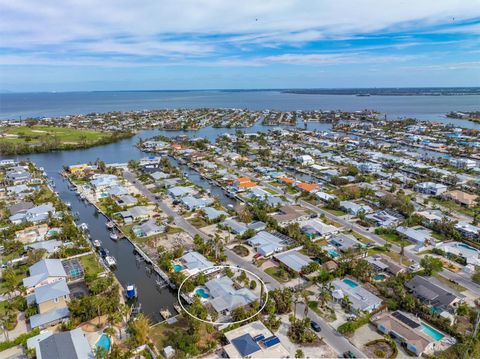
[0,328,40,352]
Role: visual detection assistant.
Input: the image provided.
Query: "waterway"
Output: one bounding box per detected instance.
[1,90,480,129]
[0,120,330,322]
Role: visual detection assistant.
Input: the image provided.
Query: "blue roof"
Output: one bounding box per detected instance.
[29,306,70,328]
[34,279,70,304]
[231,334,261,357]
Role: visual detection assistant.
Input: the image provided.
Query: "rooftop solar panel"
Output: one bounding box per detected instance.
[392,311,420,329]
[262,335,280,348]
[253,334,265,342]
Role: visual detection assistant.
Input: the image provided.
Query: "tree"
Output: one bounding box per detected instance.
[420,256,443,276]
[317,284,333,308]
[250,280,257,290]
[127,313,150,347]
[295,349,305,358]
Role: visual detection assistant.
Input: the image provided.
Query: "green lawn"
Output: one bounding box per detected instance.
[433,273,466,292]
[429,197,474,217]
[0,125,108,145]
[264,266,291,283]
[78,254,104,277]
[323,208,346,216]
[379,233,410,247]
[0,265,28,295]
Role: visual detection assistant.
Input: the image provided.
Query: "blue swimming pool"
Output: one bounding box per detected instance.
[196,288,210,298]
[374,274,387,281]
[174,264,183,272]
[96,334,111,352]
[421,323,444,341]
[342,278,358,288]
[458,243,478,253]
[327,249,339,258]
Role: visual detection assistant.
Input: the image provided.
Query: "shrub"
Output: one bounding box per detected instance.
[374,349,386,358]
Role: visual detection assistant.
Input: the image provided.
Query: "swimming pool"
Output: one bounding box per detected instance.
[195,288,210,298]
[343,278,358,288]
[373,274,387,281]
[96,334,111,352]
[173,264,183,272]
[457,243,478,253]
[327,249,339,258]
[420,323,444,341]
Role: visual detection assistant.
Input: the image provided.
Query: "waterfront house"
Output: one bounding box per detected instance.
[106,185,129,197]
[132,219,165,237]
[247,231,285,257]
[151,171,170,181]
[331,278,382,313]
[233,177,257,190]
[5,167,32,185]
[90,174,118,191]
[202,207,228,221]
[414,182,448,196]
[274,249,313,274]
[222,320,289,358]
[271,205,309,226]
[23,259,68,294]
[6,184,32,196]
[115,194,138,207]
[27,328,94,359]
[221,218,249,235]
[451,158,476,170]
[25,239,63,254]
[8,201,34,217]
[339,201,373,216]
[205,276,258,314]
[372,311,443,356]
[168,186,196,199]
[27,279,71,329]
[315,191,337,202]
[118,206,150,224]
[180,196,213,210]
[301,218,339,239]
[405,275,465,312]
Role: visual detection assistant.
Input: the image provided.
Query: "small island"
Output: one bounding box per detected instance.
[446,111,480,124]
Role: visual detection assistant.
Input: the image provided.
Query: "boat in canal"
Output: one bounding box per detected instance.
[125,284,137,300]
[93,240,101,248]
[110,231,119,240]
[99,247,109,258]
[106,221,115,229]
[105,255,117,267]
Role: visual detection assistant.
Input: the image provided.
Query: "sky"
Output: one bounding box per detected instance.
[1,0,480,92]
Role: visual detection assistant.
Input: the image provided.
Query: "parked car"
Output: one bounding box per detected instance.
[310,321,321,332]
[343,351,356,358]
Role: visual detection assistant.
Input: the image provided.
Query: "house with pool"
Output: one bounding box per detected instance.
[372,310,453,356]
[406,275,465,318]
[436,241,480,266]
[176,251,218,276]
[331,277,382,313]
[202,276,258,315]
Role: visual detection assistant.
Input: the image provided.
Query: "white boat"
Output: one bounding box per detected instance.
[110,232,118,240]
[105,256,116,267]
[93,240,101,248]
[79,223,89,232]
[106,221,115,229]
[65,202,71,208]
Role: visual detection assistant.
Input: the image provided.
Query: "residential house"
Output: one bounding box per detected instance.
[247,231,285,257]
[271,205,309,226]
[151,171,170,181]
[405,275,465,312]
[222,320,289,358]
[181,196,213,210]
[27,328,94,359]
[414,182,448,196]
[132,219,165,237]
[455,221,480,239]
[329,234,364,253]
[8,201,34,216]
[168,186,196,199]
[301,218,339,239]
[221,218,249,235]
[331,278,382,313]
[366,210,403,228]
[25,240,63,254]
[274,250,313,274]
[5,167,32,185]
[9,203,55,224]
[205,276,258,314]
[436,241,480,266]
[90,174,118,191]
[178,251,216,275]
[296,182,320,193]
[118,206,150,224]
[372,311,442,356]
[296,155,314,165]
[202,207,228,221]
[340,201,373,216]
[15,223,49,243]
[23,259,68,294]
[27,279,71,329]
[396,226,434,246]
[315,191,337,202]
[233,177,257,191]
[443,190,478,208]
[366,255,406,275]
[451,158,476,170]
[115,194,138,207]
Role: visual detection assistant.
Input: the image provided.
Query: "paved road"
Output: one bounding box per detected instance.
[224,164,480,296]
[125,169,366,356]
[296,303,367,358]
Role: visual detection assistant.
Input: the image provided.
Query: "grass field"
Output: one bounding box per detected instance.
[0,125,108,145]
[78,254,104,278]
[0,125,132,154]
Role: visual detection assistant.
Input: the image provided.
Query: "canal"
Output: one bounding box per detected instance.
[1,120,331,322]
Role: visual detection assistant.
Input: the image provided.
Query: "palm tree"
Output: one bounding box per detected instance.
[128,313,151,346]
[317,284,333,308]
[343,294,353,312]
[118,304,130,339]
[301,290,310,316]
[293,291,300,320]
